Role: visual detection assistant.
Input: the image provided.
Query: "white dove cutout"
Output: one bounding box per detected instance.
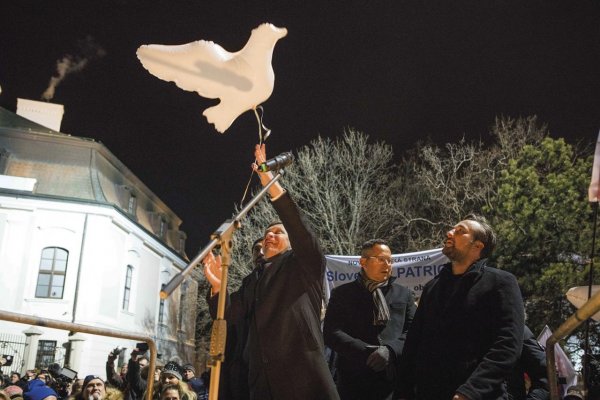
[137,23,287,133]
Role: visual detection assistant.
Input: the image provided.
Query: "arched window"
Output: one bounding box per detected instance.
[35,247,68,298]
[123,265,133,310]
[158,299,165,325]
[178,281,188,332]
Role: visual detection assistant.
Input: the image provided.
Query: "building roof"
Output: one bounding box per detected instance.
[0,106,187,257]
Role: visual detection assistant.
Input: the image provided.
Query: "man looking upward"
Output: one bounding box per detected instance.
[398,214,524,400]
[203,144,339,400]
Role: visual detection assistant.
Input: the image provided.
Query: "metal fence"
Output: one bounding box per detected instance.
[0,332,26,375]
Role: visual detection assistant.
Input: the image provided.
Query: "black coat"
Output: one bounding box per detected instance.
[209,192,339,400]
[324,277,416,400]
[506,326,549,400]
[398,259,525,400]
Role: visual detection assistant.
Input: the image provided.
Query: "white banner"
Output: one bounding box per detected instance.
[324,248,449,300]
[537,325,578,397]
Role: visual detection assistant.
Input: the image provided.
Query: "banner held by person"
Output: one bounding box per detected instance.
[325,248,448,301]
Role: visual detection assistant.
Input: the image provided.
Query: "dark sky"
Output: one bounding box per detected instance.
[1,0,599,256]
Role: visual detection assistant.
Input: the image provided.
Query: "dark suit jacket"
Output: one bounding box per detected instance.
[209,192,339,400]
[324,277,416,400]
[398,259,524,400]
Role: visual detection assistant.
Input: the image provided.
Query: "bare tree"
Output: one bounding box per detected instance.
[194,129,406,346]
[193,117,548,352]
[397,116,546,251]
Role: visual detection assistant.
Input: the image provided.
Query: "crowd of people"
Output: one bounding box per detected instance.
[0,348,209,400]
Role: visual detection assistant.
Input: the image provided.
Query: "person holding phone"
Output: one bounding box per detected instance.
[124,346,150,400]
[106,348,128,391]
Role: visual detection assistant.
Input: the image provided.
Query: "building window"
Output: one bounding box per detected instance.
[0,147,9,174]
[158,299,165,325]
[35,247,68,298]
[35,340,56,368]
[178,282,188,332]
[122,265,133,310]
[159,218,167,239]
[179,235,186,254]
[127,194,137,215]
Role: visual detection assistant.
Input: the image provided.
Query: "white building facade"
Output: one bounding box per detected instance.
[0,105,198,378]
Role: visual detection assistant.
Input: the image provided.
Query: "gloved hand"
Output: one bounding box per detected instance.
[366,345,390,372]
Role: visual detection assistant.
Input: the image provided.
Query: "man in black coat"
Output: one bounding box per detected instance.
[324,239,416,400]
[397,214,524,400]
[203,144,339,400]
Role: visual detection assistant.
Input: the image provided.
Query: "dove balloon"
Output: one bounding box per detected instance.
[258,152,294,172]
[136,23,288,133]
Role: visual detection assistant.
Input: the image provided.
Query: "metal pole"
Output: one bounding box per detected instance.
[583,201,598,394]
[184,171,284,400]
[160,172,284,299]
[0,309,157,400]
[207,227,233,400]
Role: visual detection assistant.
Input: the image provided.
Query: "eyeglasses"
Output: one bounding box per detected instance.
[365,256,393,265]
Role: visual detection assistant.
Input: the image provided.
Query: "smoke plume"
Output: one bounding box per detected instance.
[41,36,106,101]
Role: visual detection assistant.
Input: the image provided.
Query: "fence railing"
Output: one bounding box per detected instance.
[0,309,156,400]
[0,332,26,375]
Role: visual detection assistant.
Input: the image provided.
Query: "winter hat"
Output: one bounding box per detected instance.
[4,386,23,400]
[24,379,57,400]
[182,364,195,374]
[161,361,183,381]
[82,375,103,390]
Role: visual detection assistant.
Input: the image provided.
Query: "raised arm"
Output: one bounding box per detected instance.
[253,144,324,276]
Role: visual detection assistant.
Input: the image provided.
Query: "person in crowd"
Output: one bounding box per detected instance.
[104,387,123,400]
[159,385,182,400]
[506,325,549,400]
[9,373,26,393]
[4,385,23,400]
[24,375,58,400]
[106,350,128,391]
[145,361,195,400]
[79,376,106,400]
[140,365,162,389]
[181,365,206,400]
[324,239,416,400]
[203,144,339,400]
[9,373,21,387]
[124,348,150,400]
[1,390,11,400]
[67,379,83,400]
[24,372,35,383]
[397,214,525,400]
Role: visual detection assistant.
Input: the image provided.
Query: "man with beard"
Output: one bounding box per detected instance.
[323,239,415,400]
[81,376,106,400]
[203,144,339,400]
[397,214,524,400]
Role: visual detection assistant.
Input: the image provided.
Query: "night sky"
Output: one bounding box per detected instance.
[1,0,599,256]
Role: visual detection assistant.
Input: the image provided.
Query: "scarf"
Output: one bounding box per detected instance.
[359,269,391,326]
